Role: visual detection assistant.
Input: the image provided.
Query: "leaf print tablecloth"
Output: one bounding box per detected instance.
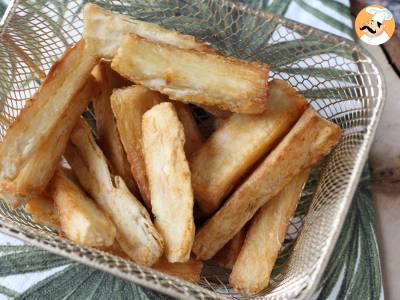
[0,0,383,299]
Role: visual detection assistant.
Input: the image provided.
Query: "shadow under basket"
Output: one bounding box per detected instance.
[0,0,384,299]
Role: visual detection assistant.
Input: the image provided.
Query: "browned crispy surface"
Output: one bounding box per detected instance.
[111,86,164,209]
[172,102,204,157]
[212,227,247,270]
[192,108,341,260]
[65,119,164,266]
[0,40,98,206]
[49,169,116,247]
[91,61,138,195]
[25,193,60,230]
[142,103,195,263]
[153,257,203,282]
[111,34,269,114]
[190,80,308,215]
[83,3,215,58]
[229,170,309,295]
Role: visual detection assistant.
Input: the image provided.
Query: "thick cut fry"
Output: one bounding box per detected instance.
[192,108,341,260]
[212,228,247,269]
[229,170,310,295]
[198,105,232,119]
[49,169,116,247]
[83,3,214,58]
[25,194,60,230]
[142,103,195,263]
[65,119,164,266]
[172,102,204,156]
[153,257,203,282]
[111,34,269,114]
[190,80,308,215]
[111,86,164,209]
[91,61,138,194]
[0,41,98,207]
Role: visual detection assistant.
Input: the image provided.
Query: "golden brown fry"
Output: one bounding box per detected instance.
[111,86,164,209]
[192,108,341,260]
[172,102,204,157]
[49,169,116,247]
[83,3,214,58]
[229,170,310,295]
[142,103,195,263]
[91,61,138,194]
[190,80,308,215]
[212,228,247,270]
[25,194,60,230]
[111,34,269,114]
[65,119,164,266]
[153,257,203,282]
[0,41,98,207]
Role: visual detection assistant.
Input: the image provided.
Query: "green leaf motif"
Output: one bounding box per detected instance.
[317,168,382,299]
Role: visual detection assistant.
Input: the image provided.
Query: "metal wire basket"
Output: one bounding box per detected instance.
[0,0,384,299]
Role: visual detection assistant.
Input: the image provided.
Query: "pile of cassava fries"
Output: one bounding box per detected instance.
[0,4,342,295]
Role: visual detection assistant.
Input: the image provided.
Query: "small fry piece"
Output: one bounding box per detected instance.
[229,170,310,295]
[190,80,308,215]
[172,102,204,157]
[0,41,98,206]
[192,108,341,260]
[92,61,137,194]
[49,169,116,247]
[111,34,269,114]
[65,119,164,266]
[153,257,203,282]
[111,86,164,209]
[212,228,247,269]
[25,194,60,230]
[142,103,195,263]
[83,3,214,58]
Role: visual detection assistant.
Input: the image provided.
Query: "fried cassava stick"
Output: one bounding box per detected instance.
[111,86,164,209]
[229,170,310,295]
[192,108,341,260]
[83,3,214,58]
[49,169,116,247]
[190,80,308,215]
[0,41,98,207]
[65,119,164,266]
[111,34,269,114]
[92,61,138,194]
[142,103,195,263]
[25,194,60,230]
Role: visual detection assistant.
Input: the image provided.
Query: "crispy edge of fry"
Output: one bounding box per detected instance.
[83,3,215,58]
[91,61,138,195]
[172,102,204,157]
[142,102,195,263]
[153,257,203,282]
[211,227,247,270]
[190,80,309,215]
[229,170,310,295]
[197,104,232,119]
[111,33,269,114]
[65,118,164,266]
[0,41,98,206]
[192,108,341,260]
[0,75,98,208]
[111,85,164,210]
[49,169,116,247]
[25,193,60,230]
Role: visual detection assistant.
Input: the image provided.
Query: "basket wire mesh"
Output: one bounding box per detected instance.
[0,0,385,299]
